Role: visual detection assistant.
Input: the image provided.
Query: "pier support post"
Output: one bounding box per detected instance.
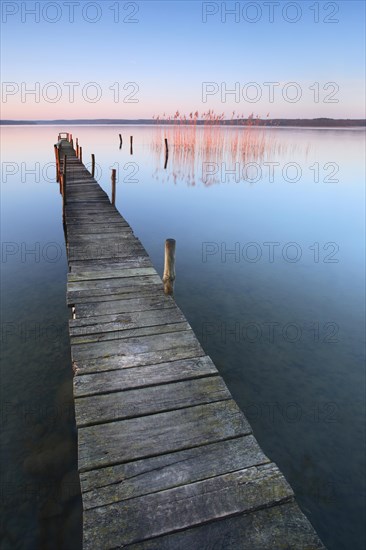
[62,155,67,206]
[91,154,95,178]
[76,138,79,158]
[119,134,123,149]
[164,138,169,169]
[79,146,82,163]
[130,136,133,155]
[54,144,60,184]
[111,169,116,206]
[163,238,176,295]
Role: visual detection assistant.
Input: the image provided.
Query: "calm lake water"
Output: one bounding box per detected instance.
[1,125,365,550]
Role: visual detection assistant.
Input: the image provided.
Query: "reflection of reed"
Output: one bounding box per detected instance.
[151,111,288,186]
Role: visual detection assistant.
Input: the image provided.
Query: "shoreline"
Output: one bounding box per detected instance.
[1,118,365,128]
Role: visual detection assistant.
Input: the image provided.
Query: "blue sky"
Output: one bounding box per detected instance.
[1,0,365,119]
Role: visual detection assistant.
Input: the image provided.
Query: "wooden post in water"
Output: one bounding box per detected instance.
[163,238,176,295]
[62,155,67,206]
[111,169,116,205]
[79,146,82,163]
[130,136,133,155]
[54,144,60,183]
[119,134,123,149]
[164,138,169,169]
[91,154,95,178]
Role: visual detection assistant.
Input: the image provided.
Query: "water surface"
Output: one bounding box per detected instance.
[1,125,365,550]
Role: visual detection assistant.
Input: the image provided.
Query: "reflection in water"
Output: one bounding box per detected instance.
[150,120,310,186]
[1,125,365,550]
[1,126,82,549]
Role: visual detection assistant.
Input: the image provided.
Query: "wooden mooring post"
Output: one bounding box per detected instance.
[163,238,176,295]
[76,138,79,158]
[164,138,169,169]
[91,154,95,178]
[54,144,60,184]
[62,154,67,206]
[79,146,83,163]
[119,134,123,149]
[130,136,133,155]
[111,168,116,205]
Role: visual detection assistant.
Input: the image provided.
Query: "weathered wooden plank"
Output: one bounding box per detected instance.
[70,286,165,305]
[66,191,109,197]
[67,219,128,228]
[67,242,145,257]
[67,186,104,191]
[64,180,102,185]
[65,206,124,213]
[68,275,163,300]
[68,267,157,282]
[66,205,119,210]
[70,321,190,345]
[70,307,186,334]
[125,500,325,550]
[68,273,161,290]
[66,192,111,196]
[67,247,148,264]
[65,205,123,213]
[66,200,110,204]
[65,211,125,218]
[69,255,150,265]
[67,243,146,253]
[66,175,100,179]
[68,230,133,239]
[80,434,269,508]
[68,237,139,248]
[67,195,117,202]
[70,257,153,272]
[73,345,206,375]
[65,184,106,190]
[66,210,126,218]
[66,216,127,224]
[67,193,109,197]
[66,192,110,198]
[74,356,218,396]
[70,262,153,274]
[68,284,165,305]
[66,199,111,204]
[75,375,230,427]
[68,225,132,234]
[82,463,293,548]
[67,251,148,265]
[78,400,252,471]
[74,294,176,318]
[68,234,140,245]
[66,214,125,221]
[71,329,203,361]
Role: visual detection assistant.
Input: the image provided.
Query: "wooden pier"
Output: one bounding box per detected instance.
[57,136,325,549]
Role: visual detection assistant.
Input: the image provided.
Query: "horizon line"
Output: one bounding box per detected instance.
[1,117,366,127]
